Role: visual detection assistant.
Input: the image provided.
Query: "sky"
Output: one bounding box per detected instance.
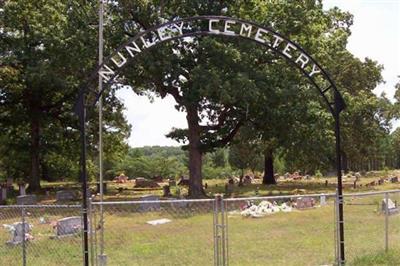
[116,0,400,148]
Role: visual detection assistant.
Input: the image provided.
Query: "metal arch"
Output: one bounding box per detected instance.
[76,15,347,265]
[75,15,345,116]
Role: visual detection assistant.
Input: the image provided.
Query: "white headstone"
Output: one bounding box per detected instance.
[320,195,326,206]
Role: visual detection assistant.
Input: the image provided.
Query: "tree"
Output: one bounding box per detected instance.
[0,1,130,190]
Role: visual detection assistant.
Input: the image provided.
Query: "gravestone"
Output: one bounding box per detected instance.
[381,198,399,215]
[56,190,76,202]
[96,183,108,194]
[0,186,7,203]
[5,222,32,245]
[162,185,171,197]
[19,184,26,196]
[390,177,399,183]
[56,216,82,236]
[296,197,315,209]
[225,183,234,196]
[139,195,160,211]
[17,195,37,205]
[320,195,327,206]
[135,178,160,188]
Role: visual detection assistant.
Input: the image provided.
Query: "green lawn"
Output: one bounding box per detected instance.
[1,171,400,265]
[1,194,399,266]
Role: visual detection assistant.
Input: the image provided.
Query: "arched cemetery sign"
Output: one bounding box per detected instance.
[76,16,346,265]
[93,16,344,115]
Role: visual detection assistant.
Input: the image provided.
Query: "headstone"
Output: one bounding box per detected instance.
[390,177,398,183]
[296,197,315,209]
[135,178,160,188]
[5,222,32,245]
[1,186,7,202]
[139,195,160,211]
[17,194,37,205]
[378,178,384,185]
[320,195,326,206]
[381,198,399,215]
[19,184,26,196]
[225,183,234,195]
[96,182,108,194]
[56,216,82,236]
[56,190,76,202]
[355,172,362,181]
[162,185,171,197]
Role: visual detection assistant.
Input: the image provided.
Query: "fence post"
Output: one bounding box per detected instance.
[220,194,227,266]
[335,189,341,266]
[333,193,338,264]
[384,192,389,252]
[21,206,26,266]
[213,194,220,266]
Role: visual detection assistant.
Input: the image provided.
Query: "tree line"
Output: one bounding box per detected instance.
[1,1,399,198]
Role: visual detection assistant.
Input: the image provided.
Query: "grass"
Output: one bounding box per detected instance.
[1,170,400,265]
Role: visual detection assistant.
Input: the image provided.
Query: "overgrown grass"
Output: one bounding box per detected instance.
[350,250,400,266]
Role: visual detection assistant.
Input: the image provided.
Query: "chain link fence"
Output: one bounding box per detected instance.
[0,205,83,266]
[0,190,399,265]
[341,190,400,264]
[90,199,216,266]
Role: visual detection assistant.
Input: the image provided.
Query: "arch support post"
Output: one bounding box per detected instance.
[78,96,90,266]
[334,92,345,265]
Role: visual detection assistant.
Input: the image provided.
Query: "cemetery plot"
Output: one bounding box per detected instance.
[0,206,82,266]
[91,200,214,266]
[225,196,336,266]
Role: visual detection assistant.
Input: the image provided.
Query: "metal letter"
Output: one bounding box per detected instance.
[209,19,220,33]
[295,53,309,69]
[224,20,236,35]
[254,28,270,44]
[240,23,252,37]
[271,34,283,48]
[125,41,142,57]
[172,22,184,35]
[309,64,321,77]
[111,52,127,68]
[282,43,297,59]
[98,64,115,82]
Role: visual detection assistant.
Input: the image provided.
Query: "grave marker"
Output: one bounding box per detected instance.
[56,216,82,236]
[56,190,76,202]
[17,195,37,205]
[139,195,160,211]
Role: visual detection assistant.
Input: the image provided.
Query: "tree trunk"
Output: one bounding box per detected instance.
[29,112,41,192]
[263,149,276,185]
[186,105,205,198]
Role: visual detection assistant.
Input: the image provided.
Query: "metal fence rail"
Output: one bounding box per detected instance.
[0,190,399,266]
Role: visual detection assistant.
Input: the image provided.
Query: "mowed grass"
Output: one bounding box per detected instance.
[1,195,400,265]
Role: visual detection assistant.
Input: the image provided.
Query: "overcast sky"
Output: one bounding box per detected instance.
[116,0,400,147]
